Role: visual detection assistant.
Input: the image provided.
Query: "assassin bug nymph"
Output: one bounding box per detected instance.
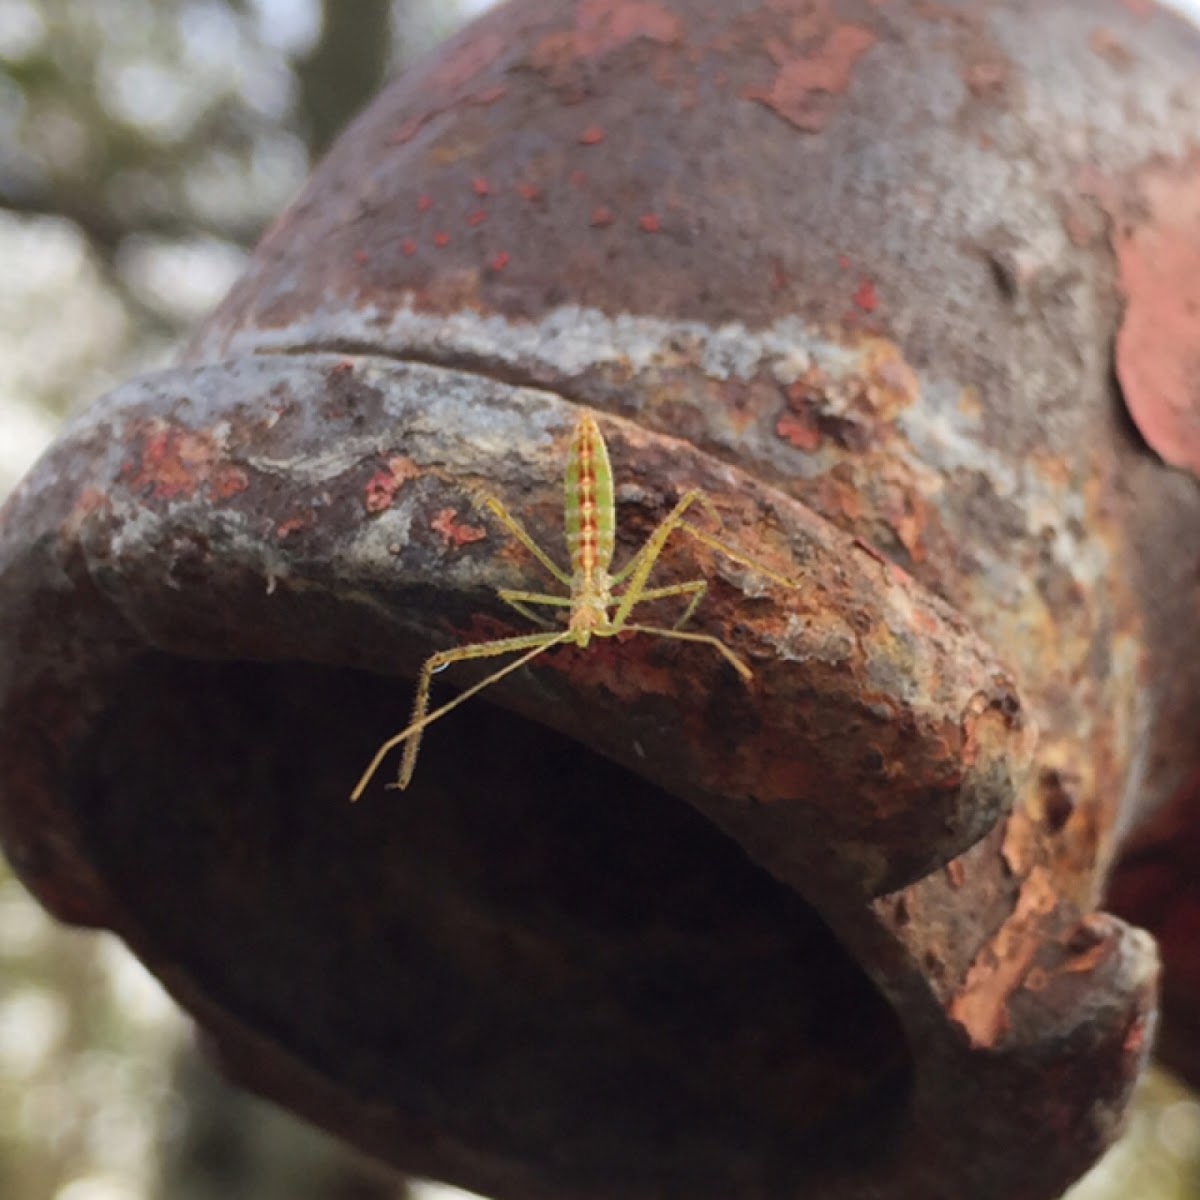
[349,412,794,799]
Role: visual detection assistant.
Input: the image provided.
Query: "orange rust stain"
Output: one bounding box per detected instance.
[853,278,879,312]
[364,456,420,514]
[948,866,1060,1048]
[1113,155,1200,478]
[639,212,661,233]
[744,24,877,133]
[531,0,682,77]
[579,125,607,144]
[123,423,248,504]
[431,507,488,548]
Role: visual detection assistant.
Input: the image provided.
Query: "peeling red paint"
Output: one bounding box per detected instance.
[471,177,491,196]
[364,456,420,514]
[745,24,877,133]
[579,125,607,145]
[1113,156,1200,478]
[431,507,488,548]
[490,251,510,271]
[467,210,488,227]
[532,0,683,78]
[854,279,879,312]
[276,513,313,538]
[433,231,451,247]
[590,206,614,227]
[639,212,661,233]
[122,423,247,504]
[401,239,417,256]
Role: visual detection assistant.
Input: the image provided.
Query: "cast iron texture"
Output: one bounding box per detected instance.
[2,1,1198,1197]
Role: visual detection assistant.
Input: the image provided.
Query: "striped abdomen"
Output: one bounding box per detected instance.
[564,414,616,583]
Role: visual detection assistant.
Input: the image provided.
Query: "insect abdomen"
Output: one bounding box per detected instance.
[564,414,616,579]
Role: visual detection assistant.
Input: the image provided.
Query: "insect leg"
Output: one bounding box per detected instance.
[497,589,573,628]
[349,630,572,800]
[621,623,754,681]
[478,495,573,586]
[618,579,708,629]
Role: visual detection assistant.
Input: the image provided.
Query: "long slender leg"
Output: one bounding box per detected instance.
[613,491,795,627]
[349,630,573,800]
[479,495,572,586]
[497,588,573,628]
[621,623,753,680]
[618,579,707,629]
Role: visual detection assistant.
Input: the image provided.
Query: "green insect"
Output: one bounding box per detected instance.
[350,412,792,799]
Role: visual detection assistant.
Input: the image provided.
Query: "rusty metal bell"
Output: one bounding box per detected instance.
[2,1,1199,1197]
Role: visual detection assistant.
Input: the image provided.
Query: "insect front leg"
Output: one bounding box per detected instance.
[349,629,571,800]
[478,495,572,586]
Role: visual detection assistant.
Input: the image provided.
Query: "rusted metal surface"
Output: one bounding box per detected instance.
[1,0,1199,1197]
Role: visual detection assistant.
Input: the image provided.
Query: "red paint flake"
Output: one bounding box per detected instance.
[579,125,607,145]
[853,279,879,312]
[364,456,420,514]
[433,231,450,247]
[590,206,614,227]
[416,194,432,212]
[431,507,487,548]
[531,1,683,73]
[775,411,821,451]
[401,238,417,256]
[352,248,369,265]
[1114,157,1200,478]
[471,176,491,196]
[744,24,877,133]
[467,209,488,227]
[516,182,542,202]
[569,169,587,188]
[491,250,511,271]
[639,212,661,233]
[122,423,248,503]
[276,514,312,538]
